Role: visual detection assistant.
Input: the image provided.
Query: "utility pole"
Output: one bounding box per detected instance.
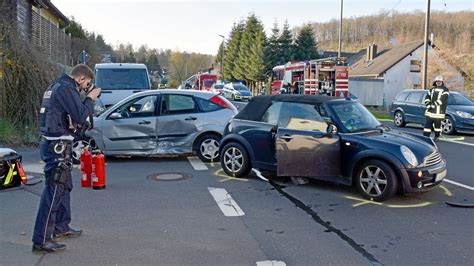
[338,0,344,58]
[421,0,431,89]
[219,35,225,82]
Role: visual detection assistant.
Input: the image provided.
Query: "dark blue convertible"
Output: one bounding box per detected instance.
[220,95,447,201]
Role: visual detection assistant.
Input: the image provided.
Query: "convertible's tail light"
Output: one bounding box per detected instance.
[210,95,232,109]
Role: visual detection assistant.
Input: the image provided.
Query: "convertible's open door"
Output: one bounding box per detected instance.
[276,126,341,177]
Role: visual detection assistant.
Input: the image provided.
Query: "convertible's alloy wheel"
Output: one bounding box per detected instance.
[200,139,220,160]
[359,165,388,197]
[223,147,244,173]
[441,118,453,134]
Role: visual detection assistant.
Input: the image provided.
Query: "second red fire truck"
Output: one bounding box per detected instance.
[271,57,349,97]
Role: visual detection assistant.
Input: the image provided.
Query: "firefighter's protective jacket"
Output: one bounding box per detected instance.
[424,84,449,119]
[39,74,94,137]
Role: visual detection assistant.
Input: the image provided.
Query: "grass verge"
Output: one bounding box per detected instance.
[366,107,392,121]
[0,119,40,146]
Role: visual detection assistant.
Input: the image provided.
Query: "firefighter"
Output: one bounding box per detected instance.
[423,76,449,139]
[32,64,101,253]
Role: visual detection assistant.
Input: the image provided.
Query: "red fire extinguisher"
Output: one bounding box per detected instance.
[80,147,92,187]
[92,150,106,190]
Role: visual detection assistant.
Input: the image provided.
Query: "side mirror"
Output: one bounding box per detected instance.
[326,124,338,135]
[109,112,122,120]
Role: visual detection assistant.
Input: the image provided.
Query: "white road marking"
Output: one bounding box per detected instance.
[439,138,474,147]
[207,187,245,217]
[187,156,208,171]
[256,261,286,266]
[444,179,474,191]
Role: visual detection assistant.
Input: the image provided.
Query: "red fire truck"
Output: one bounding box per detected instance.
[184,73,217,91]
[271,57,349,97]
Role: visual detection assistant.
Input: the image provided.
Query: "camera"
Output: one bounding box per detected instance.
[85,83,101,98]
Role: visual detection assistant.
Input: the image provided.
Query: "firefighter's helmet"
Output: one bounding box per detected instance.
[434,76,444,82]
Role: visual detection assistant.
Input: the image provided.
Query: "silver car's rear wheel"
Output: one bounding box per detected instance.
[200,139,219,160]
[195,134,221,162]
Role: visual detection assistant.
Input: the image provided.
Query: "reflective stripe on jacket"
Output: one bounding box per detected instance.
[424,85,449,119]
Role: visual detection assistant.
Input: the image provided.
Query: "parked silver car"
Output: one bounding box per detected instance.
[86,90,238,162]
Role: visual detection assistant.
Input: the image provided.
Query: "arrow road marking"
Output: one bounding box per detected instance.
[208,187,245,217]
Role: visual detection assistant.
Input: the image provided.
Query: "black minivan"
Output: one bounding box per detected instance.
[390,90,474,134]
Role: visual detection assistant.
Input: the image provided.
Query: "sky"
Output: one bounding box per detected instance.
[52,0,473,55]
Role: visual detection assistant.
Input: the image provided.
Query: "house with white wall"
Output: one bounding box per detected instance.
[348,41,466,106]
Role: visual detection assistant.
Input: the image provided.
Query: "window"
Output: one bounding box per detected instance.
[115,95,157,118]
[406,92,423,103]
[161,94,196,115]
[396,92,409,101]
[195,97,223,112]
[95,69,149,90]
[410,60,421,73]
[317,105,330,119]
[279,102,327,132]
[450,93,473,105]
[261,101,283,125]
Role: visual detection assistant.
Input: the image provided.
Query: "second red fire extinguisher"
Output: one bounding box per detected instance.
[92,150,106,190]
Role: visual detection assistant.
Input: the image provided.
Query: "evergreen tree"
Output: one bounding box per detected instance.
[278,20,294,64]
[147,50,162,73]
[293,24,319,61]
[215,42,225,80]
[234,14,265,83]
[247,29,267,93]
[265,21,280,70]
[223,21,245,81]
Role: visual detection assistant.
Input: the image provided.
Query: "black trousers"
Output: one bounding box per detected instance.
[423,117,442,138]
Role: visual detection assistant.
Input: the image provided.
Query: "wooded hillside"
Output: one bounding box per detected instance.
[310,11,473,94]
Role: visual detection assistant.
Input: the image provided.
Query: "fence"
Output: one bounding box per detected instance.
[31,10,72,66]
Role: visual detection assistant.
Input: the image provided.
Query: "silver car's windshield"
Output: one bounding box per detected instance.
[329,102,381,133]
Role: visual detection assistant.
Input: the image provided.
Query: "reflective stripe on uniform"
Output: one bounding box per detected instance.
[423,128,432,133]
[433,127,442,132]
[426,113,446,119]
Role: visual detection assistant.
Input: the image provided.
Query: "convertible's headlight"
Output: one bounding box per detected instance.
[401,145,418,167]
[456,111,473,119]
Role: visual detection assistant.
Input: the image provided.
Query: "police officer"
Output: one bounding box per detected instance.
[32,64,101,253]
[423,75,449,139]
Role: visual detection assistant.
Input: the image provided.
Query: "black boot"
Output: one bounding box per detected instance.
[32,242,66,253]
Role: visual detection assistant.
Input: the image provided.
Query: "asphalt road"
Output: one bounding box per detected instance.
[2,146,472,265]
[0,100,472,265]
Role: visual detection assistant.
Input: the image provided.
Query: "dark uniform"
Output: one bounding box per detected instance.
[423,80,449,138]
[32,74,94,247]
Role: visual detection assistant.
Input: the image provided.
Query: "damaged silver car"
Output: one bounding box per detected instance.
[86,89,238,162]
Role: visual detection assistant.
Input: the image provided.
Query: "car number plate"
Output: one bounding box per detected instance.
[435,170,447,182]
